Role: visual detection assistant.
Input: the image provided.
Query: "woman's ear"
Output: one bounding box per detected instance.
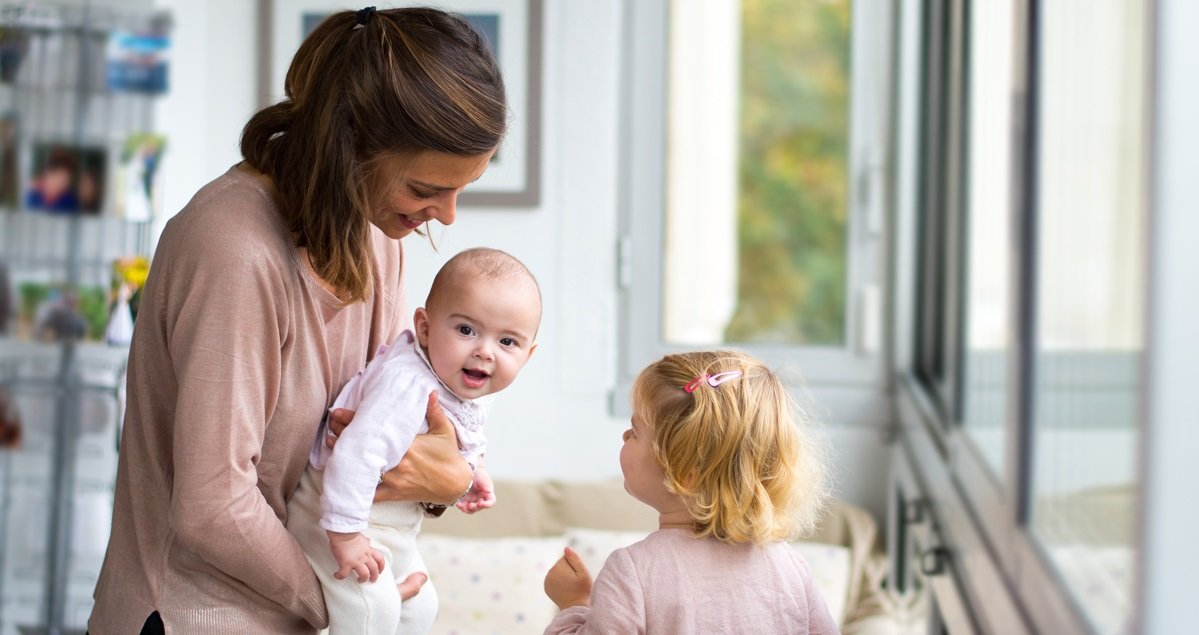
[413,307,430,346]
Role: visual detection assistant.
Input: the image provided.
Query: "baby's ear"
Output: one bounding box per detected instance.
[413,307,430,346]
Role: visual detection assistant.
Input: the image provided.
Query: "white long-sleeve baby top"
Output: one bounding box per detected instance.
[308,329,491,533]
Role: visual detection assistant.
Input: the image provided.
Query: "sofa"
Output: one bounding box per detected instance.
[416,479,894,635]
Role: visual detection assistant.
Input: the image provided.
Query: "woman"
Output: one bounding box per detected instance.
[88,7,504,633]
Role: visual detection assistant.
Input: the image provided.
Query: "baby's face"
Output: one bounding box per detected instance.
[415,276,540,399]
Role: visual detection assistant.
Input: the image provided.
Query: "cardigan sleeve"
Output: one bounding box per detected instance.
[163,234,325,625]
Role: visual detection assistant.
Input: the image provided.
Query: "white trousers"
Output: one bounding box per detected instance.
[287,467,438,635]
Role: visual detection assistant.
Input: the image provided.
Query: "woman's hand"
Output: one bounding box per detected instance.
[328,392,473,504]
[396,571,428,601]
[544,546,592,610]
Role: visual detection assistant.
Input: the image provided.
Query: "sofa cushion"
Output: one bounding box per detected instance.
[791,540,852,625]
[421,481,562,538]
[418,534,564,634]
[563,527,649,575]
[422,479,657,538]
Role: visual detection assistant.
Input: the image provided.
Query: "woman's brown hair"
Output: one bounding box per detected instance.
[241,8,507,302]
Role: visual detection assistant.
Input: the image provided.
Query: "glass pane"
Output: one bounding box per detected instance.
[662,0,851,346]
[1031,2,1146,632]
[961,1,1014,477]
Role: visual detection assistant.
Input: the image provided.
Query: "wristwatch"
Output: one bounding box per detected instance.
[419,476,474,518]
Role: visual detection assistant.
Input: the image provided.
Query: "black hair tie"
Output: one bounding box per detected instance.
[356,6,376,26]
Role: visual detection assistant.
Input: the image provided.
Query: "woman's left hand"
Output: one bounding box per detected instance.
[326,394,473,503]
[325,407,354,449]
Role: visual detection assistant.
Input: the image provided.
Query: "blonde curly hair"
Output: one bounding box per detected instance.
[630,350,829,544]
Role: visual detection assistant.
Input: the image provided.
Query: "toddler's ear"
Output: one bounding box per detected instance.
[413,307,430,346]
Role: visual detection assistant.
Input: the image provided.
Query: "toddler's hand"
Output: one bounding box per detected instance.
[455,466,496,514]
[327,530,385,583]
[544,546,592,609]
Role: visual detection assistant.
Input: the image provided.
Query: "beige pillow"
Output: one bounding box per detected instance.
[417,533,564,634]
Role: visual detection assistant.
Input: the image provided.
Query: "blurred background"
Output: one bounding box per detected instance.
[0,0,1194,633]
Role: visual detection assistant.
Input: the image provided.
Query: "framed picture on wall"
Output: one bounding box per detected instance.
[261,0,542,207]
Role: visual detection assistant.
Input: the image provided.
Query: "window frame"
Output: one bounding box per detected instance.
[897,0,1155,633]
[614,0,892,422]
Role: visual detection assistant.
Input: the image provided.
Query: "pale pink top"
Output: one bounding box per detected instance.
[545,528,840,635]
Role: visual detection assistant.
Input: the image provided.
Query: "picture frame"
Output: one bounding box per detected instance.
[258,0,542,207]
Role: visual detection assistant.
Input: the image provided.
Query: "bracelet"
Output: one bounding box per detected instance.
[453,476,475,505]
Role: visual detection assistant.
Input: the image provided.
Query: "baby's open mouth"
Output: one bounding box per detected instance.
[463,369,489,380]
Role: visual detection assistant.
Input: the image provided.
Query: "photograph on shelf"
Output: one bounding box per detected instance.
[105,255,149,346]
[0,112,17,209]
[106,21,171,94]
[25,142,107,215]
[116,132,166,222]
[267,0,542,206]
[17,281,107,343]
[0,24,29,84]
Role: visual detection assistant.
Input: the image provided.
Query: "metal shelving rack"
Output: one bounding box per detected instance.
[0,2,167,633]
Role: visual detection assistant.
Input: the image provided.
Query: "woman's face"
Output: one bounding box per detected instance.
[367,149,494,240]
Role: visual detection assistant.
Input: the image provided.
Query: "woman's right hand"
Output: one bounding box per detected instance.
[327,392,473,504]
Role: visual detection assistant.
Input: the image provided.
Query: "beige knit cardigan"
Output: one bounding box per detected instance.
[88,166,406,634]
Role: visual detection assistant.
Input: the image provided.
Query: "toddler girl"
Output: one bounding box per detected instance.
[543,350,838,634]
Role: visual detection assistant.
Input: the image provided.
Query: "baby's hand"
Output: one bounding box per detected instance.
[544,546,592,609]
[455,466,496,514]
[327,530,385,583]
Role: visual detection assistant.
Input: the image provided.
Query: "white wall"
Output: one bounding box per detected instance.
[152,0,259,232]
[401,0,629,482]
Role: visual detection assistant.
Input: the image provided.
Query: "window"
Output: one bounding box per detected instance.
[619,0,890,413]
[961,0,1015,480]
[1029,2,1147,629]
[900,0,1148,632]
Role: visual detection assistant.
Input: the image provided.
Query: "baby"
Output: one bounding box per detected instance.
[286,247,541,634]
[543,350,838,634]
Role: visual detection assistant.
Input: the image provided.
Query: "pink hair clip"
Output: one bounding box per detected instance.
[683,370,743,393]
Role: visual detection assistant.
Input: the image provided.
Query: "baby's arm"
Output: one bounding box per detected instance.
[455,457,496,514]
[326,529,386,583]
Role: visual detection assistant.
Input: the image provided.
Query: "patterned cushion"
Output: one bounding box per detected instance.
[418,534,564,635]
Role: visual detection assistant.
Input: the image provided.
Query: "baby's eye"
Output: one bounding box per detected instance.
[499,337,517,347]
[456,324,475,336]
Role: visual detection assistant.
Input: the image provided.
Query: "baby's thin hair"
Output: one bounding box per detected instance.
[427,247,542,313]
[631,350,829,544]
